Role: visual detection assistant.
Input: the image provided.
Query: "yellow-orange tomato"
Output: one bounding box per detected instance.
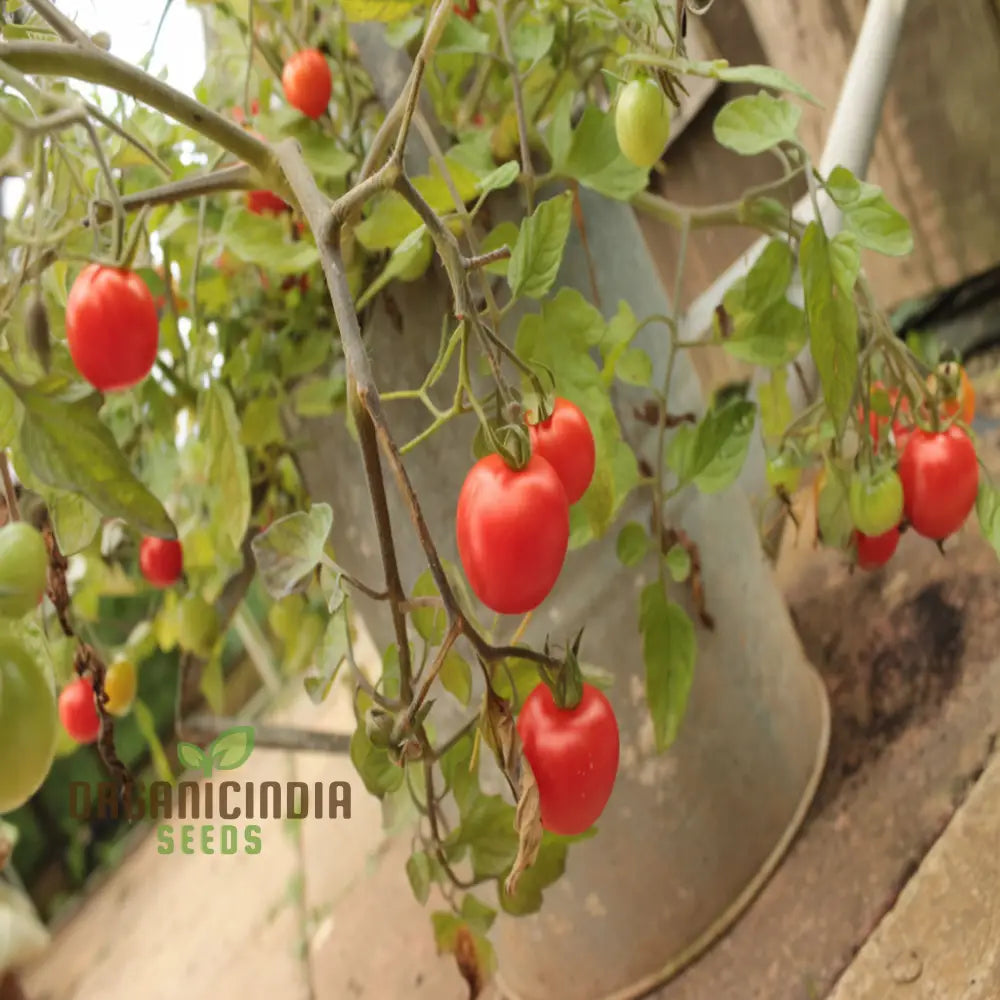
[103,659,137,717]
[928,362,975,426]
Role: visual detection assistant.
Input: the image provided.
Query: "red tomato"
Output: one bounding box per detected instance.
[139,537,183,587]
[66,265,159,392]
[231,99,260,124]
[282,49,332,120]
[527,398,596,504]
[59,676,100,744]
[246,189,289,216]
[517,682,620,835]
[456,453,569,615]
[854,527,900,570]
[454,0,479,18]
[899,426,979,540]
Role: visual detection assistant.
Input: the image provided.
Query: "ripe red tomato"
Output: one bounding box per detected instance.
[246,188,289,216]
[527,398,596,504]
[282,49,332,120]
[454,0,479,18]
[66,265,159,392]
[456,453,569,615]
[59,676,100,744]
[899,426,979,540]
[231,99,260,124]
[139,536,183,587]
[517,682,619,835]
[854,526,900,570]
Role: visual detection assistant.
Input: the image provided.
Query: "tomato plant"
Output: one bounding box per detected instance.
[0,638,57,814]
[527,397,596,504]
[517,682,620,836]
[58,676,100,745]
[456,454,569,615]
[282,49,332,120]
[899,426,979,540]
[0,522,48,618]
[614,78,673,169]
[848,467,904,536]
[65,265,159,392]
[139,537,183,588]
[854,527,900,570]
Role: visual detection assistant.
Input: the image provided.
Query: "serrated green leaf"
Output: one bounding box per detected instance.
[800,221,859,429]
[202,383,251,551]
[251,504,333,598]
[14,386,174,537]
[508,191,573,300]
[666,398,756,493]
[713,92,801,155]
[639,582,696,751]
[723,298,808,367]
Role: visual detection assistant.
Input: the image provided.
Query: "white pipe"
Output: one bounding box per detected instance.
[678,0,913,498]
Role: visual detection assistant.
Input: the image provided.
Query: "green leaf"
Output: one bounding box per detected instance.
[480,221,519,277]
[713,92,801,155]
[557,105,648,200]
[350,717,405,798]
[723,298,808,367]
[663,57,821,104]
[438,17,491,53]
[241,396,285,447]
[450,792,519,880]
[614,347,653,386]
[476,161,520,196]
[440,650,472,706]
[743,240,795,311]
[507,191,573,300]
[15,386,174,537]
[201,383,251,551]
[665,544,691,582]
[336,0,423,23]
[639,582,696,751]
[816,462,854,549]
[304,608,348,704]
[800,221,859,428]
[135,699,175,784]
[411,568,446,645]
[825,165,913,256]
[47,489,101,556]
[511,20,555,62]
[251,504,333,598]
[758,368,794,444]
[460,894,497,933]
[406,850,437,904]
[499,830,594,914]
[280,121,356,180]
[292,376,346,417]
[431,911,496,975]
[666,397,756,493]
[209,725,255,770]
[616,521,649,567]
[0,380,20,447]
[176,740,207,773]
[977,478,1000,559]
[219,209,320,274]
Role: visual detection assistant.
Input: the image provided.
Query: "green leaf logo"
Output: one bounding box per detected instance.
[175,726,255,777]
[207,726,255,773]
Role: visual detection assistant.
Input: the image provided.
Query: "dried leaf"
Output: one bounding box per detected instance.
[504,755,543,897]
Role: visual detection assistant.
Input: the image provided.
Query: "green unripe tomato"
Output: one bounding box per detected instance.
[176,594,219,658]
[614,78,672,169]
[849,467,904,536]
[0,637,57,813]
[0,522,48,618]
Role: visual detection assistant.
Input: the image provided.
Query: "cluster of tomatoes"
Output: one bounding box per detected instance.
[847,363,979,571]
[455,400,621,837]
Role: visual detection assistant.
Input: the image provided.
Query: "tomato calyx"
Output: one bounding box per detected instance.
[539,630,585,711]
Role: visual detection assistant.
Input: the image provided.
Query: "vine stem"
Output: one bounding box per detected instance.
[495,0,535,211]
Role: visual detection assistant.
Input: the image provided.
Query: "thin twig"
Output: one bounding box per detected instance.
[495,0,535,210]
[0,452,19,521]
